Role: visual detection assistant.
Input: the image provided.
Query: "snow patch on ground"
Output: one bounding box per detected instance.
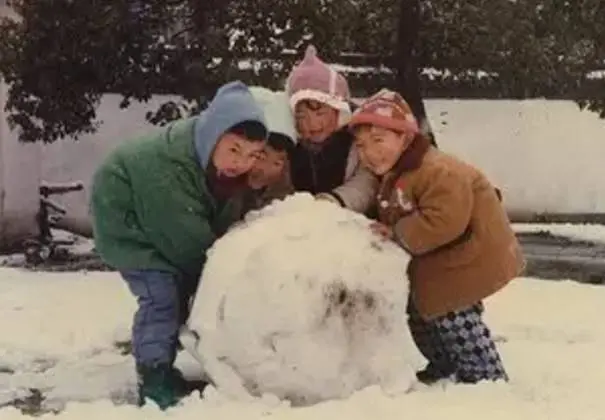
[0,269,136,411]
[0,272,603,418]
[0,270,133,362]
[0,209,604,418]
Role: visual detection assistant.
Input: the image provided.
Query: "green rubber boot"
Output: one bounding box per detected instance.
[136,364,191,410]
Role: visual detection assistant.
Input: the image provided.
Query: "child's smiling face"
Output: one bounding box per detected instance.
[353,125,410,176]
[212,132,265,178]
[294,100,339,144]
[247,144,289,190]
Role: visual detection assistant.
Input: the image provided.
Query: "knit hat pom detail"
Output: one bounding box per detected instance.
[303,45,318,63]
[285,44,351,118]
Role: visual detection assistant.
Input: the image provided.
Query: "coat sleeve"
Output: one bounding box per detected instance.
[328,147,379,214]
[90,159,153,258]
[393,167,473,256]
[138,165,217,278]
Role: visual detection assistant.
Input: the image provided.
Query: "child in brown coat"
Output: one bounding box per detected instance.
[348,89,525,385]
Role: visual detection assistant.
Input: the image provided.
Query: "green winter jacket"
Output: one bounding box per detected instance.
[91,81,267,279]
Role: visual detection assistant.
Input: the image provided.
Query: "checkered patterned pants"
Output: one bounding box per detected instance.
[408,301,508,383]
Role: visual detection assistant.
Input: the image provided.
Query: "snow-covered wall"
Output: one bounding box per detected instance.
[0,94,598,239]
[0,82,42,251]
[430,100,605,215]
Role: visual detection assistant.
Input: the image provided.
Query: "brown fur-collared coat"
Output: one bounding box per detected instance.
[377,135,525,320]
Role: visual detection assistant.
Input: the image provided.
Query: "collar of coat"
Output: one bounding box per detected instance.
[377,134,432,202]
[390,134,433,177]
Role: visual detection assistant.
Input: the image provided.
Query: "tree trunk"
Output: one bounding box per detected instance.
[394,0,436,146]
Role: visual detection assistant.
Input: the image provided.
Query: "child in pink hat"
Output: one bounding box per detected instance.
[285,45,377,214]
[286,45,352,129]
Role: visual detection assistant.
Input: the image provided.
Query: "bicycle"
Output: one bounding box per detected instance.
[22,181,85,265]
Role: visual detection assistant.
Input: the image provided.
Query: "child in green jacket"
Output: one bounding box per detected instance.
[90,81,268,409]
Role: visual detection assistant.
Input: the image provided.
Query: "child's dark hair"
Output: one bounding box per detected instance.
[267,132,295,158]
[228,121,267,142]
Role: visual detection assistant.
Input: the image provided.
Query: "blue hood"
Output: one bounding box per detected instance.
[194,81,268,169]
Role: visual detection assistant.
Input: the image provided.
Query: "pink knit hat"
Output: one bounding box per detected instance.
[349,89,419,135]
[285,45,351,117]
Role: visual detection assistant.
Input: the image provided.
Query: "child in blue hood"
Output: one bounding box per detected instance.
[91,81,268,409]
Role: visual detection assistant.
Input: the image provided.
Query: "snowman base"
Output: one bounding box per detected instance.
[185,193,417,405]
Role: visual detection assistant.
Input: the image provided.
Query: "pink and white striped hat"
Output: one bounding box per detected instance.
[285,45,351,118]
[348,89,419,135]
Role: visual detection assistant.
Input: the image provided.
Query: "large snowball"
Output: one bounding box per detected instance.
[188,193,416,405]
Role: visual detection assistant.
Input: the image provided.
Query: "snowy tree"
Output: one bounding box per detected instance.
[0,0,237,142]
[0,0,355,142]
[419,0,605,107]
[0,0,602,143]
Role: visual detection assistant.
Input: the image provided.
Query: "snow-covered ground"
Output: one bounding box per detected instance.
[0,267,603,419]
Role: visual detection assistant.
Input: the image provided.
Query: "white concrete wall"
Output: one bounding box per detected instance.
[430,99,605,214]
[0,82,42,251]
[0,93,601,245]
[40,94,180,225]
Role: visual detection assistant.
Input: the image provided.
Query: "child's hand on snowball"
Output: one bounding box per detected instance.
[370,222,393,241]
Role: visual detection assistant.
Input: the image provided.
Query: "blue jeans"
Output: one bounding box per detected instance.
[121,270,199,367]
